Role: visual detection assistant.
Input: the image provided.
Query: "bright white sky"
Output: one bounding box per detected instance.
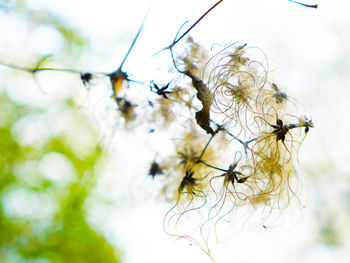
[1,0,350,262]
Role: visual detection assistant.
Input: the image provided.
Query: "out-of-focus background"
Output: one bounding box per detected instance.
[0,0,349,262]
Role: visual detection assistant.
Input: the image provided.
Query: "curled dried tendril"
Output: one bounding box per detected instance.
[186,71,215,135]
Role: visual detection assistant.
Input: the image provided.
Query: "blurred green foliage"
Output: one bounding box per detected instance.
[0,94,122,263]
